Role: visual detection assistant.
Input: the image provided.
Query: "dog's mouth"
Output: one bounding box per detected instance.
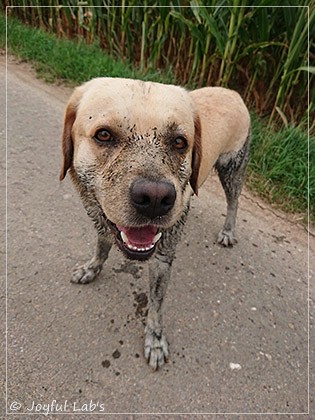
[110,223,162,260]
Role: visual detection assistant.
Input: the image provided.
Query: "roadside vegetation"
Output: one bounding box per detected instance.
[0,5,313,224]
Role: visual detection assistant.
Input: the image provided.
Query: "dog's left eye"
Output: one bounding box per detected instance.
[173,137,188,151]
[94,129,113,143]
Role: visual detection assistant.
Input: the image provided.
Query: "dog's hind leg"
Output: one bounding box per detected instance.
[214,131,251,247]
[145,207,190,369]
[71,233,112,284]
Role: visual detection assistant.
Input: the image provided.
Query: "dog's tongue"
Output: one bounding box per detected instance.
[117,225,158,246]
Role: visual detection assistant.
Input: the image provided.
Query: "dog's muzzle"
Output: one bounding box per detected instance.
[109,179,176,261]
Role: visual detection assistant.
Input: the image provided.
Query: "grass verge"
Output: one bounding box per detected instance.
[248,118,314,223]
[1,13,313,224]
[0,13,175,85]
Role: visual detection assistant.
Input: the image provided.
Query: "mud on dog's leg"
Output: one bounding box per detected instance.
[144,207,190,370]
[215,131,251,247]
[71,233,112,284]
[145,255,172,370]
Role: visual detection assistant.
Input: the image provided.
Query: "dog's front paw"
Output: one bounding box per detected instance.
[71,262,102,284]
[144,329,169,370]
[217,229,237,247]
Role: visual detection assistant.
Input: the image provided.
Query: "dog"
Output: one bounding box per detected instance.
[60,77,251,370]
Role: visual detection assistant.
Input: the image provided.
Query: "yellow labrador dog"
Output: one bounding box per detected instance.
[60,78,250,369]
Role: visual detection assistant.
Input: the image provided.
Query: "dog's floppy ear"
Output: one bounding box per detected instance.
[189,114,202,195]
[60,89,82,181]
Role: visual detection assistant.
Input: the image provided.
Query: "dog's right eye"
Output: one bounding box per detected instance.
[94,129,113,143]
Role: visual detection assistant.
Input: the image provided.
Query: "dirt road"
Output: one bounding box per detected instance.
[1,55,314,419]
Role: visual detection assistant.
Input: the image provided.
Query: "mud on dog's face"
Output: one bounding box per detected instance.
[60,78,201,261]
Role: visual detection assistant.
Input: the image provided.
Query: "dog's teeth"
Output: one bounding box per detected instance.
[126,243,154,252]
[153,232,162,244]
[120,231,129,244]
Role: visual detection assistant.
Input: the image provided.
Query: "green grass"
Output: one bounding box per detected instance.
[1,13,313,223]
[248,116,314,222]
[0,13,176,85]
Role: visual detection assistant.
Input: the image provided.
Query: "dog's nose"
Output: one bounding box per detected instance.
[130,179,176,219]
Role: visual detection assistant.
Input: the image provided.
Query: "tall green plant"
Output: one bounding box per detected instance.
[4,0,313,127]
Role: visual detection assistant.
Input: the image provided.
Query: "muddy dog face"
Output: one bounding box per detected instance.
[60,78,201,261]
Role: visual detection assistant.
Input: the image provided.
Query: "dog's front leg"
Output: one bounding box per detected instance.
[71,233,112,284]
[145,253,173,370]
[144,206,190,370]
